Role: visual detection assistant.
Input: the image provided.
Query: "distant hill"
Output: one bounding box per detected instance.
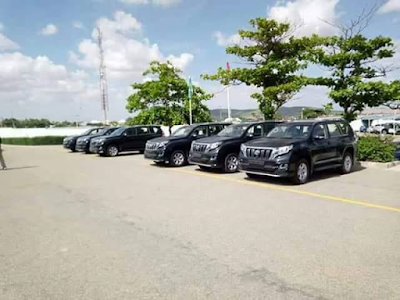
[210,106,319,121]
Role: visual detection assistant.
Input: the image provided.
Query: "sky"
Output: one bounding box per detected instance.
[0,0,400,121]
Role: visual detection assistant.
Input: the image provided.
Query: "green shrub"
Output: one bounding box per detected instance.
[2,136,65,145]
[357,136,396,163]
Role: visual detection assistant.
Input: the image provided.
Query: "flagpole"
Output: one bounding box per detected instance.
[227,85,231,119]
[188,76,193,125]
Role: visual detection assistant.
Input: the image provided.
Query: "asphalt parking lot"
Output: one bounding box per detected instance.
[1,146,400,300]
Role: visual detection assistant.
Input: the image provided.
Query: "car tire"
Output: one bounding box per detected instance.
[382,129,388,135]
[340,151,353,174]
[169,150,186,167]
[107,145,119,157]
[292,159,310,184]
[224,153,239,173]
[139,150,144,154]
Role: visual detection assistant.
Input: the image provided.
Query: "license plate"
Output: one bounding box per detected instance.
[192,153,201,158]
[249,160,264,166]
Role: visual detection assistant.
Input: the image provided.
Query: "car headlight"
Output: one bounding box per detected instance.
[240,143,246,154]
[271,145,293,159]
[208,142,222,151]
[158,141,168,149]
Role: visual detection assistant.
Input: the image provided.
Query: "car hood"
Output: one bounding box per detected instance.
[149,136,186,143]
[245,137,306,148]
[194,136,238,144]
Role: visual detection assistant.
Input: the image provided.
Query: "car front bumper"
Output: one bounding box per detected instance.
[75,142,88,152]
[144,149,166,162]
[239,156,295,178]
[188,152,220,168]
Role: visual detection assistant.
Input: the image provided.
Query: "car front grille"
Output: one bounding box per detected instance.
[192,143,208,153]
[146,143,158,150]
[246,147,272,160]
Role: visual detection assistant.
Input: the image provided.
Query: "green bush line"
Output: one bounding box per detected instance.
[2,136,66,145]
[357,136,396,163]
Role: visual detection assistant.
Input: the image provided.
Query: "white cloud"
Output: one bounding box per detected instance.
[0,32,20,51]
[70,11,194,80]
[379,0,400,14]
[120,0,149,4]
[268,0,339,37]
[39,24,59,36]
[0,52,103,120]
[213,31,242,47]
[152,0,180,7]
[119,0,180,6]
[73,21,84,29]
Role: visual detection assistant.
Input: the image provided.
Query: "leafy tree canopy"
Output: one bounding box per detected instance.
[126,61,211,132]
[203,18,318,119]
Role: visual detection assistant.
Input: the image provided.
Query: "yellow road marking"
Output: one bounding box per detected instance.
[170,168,400,213]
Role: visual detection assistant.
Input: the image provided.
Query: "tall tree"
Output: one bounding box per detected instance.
[311,7,400,121]
[126,61,212,133]
[203,18,315,119]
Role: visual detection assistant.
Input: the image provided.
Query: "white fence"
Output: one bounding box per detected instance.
[0,127,93,138]
[0,125,185,138]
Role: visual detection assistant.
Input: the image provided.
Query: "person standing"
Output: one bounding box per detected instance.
[0,136,7,170]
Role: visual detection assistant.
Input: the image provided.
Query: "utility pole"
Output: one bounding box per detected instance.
[97,27,109,125]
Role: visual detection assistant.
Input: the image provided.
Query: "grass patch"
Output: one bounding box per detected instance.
[2,136,65,145]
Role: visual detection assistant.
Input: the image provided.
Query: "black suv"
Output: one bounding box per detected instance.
[188,121,281,173]
[63,128,103,152]
[75,127,120,154]
[92,125,163,157]
[144,123,230,167]
[239,119,357,184]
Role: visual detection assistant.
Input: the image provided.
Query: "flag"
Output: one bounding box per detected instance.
[226,62,230,70]
[188,76,193,99]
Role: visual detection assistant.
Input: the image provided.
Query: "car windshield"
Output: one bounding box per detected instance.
[97,128,110,135]
[110,127,126,136]
[218,124,250,137]
[267,124,311,139]
[82,129,96,135]
[172,126,194,137]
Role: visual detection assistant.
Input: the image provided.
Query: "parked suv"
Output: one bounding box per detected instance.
[75,127,120,154]
[63,128,103,152]
[92,125,163,157]
[144,123,230,167]
[188,121,281,173]
[239,119,357,184]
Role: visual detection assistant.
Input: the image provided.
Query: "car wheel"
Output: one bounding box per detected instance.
[139,150,144,154]
[292,159,309,184]
[224,153,239,173]
[382,129,388,135]
[340,151,353,174]
[107,145,119,157]
[246,173,261,179]
[170,150,186,167]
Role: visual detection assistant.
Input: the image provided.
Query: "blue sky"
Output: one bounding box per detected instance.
[0,0,400,121]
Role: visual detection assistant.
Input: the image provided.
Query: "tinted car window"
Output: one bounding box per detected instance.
[268,124,311,139]
[247,125,263,137]
[137,127,149,135]
[150,126,161,134]
[192,126,207,138]
[337,122,351,136]
[209,125,223,136]
[125,128,136,136]
[312,124,328,139]
[327,123,341,138]
[264,123,277,136]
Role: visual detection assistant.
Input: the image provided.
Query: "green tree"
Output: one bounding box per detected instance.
[302,108,324,119]
[310,10,400,121]
[203,18,316,119]
[126,61,212,133]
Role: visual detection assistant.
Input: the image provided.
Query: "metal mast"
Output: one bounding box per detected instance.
[97,27,109,125]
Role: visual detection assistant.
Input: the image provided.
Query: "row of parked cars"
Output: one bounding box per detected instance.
[63,118,358,184]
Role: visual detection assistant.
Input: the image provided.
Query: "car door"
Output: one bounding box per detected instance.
[310,123,331,166]
[135,126,152,150]
[121,127,137,151]
[326,122,343,163]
